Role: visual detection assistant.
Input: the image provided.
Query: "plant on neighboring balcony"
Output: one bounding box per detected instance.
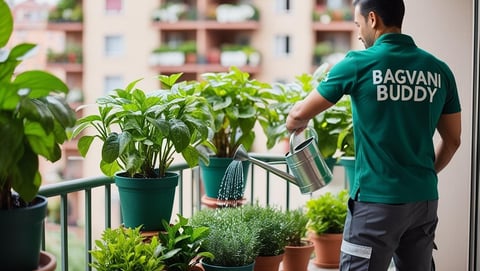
[48,0,83,22]
[72,73,215,178]
[0,0,77,209]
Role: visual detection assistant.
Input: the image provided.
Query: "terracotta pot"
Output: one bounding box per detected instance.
[309,232,343,268]
[281,240,314,271]
[34,251,56,271]
[189,265,205,271]
[254,254,283,271]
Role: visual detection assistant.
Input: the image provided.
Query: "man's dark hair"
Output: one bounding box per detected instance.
[353,0,405,28]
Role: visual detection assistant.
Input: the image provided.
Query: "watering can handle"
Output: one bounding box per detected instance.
[289,127,318,154]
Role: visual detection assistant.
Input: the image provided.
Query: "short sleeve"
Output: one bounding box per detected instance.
[317,52,358,103]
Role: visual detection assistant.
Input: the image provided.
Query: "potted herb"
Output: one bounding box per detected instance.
[242,204,290,271]
[197,67,278,200]
[90,226,168,271]
[0,1,77,269]
[305,189,349,268]
[158,214,214,271]
[72,73,215,231]
[189,207,260,271]
[281,208,313,271]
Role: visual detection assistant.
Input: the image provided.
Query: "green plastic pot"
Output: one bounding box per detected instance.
[199,157,250,198]
[115,171,178,231]
[0,195,47,271]
[339,156,355,190]
[202,261,255,271]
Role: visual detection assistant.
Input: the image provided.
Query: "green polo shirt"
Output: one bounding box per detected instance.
[318,33,461,203]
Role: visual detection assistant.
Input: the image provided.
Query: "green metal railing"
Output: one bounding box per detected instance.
[38,153,303,271]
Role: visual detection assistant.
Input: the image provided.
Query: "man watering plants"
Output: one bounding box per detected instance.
[286,0,461,270]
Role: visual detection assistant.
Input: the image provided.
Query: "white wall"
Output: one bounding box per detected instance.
[404,0,473,270]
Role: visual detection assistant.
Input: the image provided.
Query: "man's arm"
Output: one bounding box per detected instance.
[435,112,461,173]
[286,90,335,133]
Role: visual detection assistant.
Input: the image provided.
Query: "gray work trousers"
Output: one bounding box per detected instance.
[340,198,438,271]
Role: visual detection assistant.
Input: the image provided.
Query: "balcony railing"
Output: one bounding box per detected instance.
[38,153,325,271]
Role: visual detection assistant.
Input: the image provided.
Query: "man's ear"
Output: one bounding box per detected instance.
[368,11,378,29]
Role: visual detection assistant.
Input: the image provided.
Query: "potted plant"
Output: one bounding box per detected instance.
[220,44,248,67]
[242,204,290,271]
[197,67,278,201]
[72,73,215,231]
[281,208,313,271]
[189,207,260,271]
[0,1,77,270]
[179,40,197,64]
[157,214,214,271]
[305,189,349,268]
[90,226,168,271]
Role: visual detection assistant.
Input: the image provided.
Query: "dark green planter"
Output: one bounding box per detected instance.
[339,156,355,190]
[199,157,250,199]
[202,261,255,271]
[325,157,338,172]
[115,172,178,231]
[0,195,47,271]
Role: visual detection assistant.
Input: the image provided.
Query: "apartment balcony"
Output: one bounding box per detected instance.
[37,152,348,271]
[46,21,83,32]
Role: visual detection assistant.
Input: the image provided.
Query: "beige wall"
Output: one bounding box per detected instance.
[404,0,473,270]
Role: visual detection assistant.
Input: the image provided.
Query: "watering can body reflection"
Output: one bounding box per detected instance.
[233,133,333,194]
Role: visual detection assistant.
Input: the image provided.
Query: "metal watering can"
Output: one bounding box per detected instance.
[233,130,333,194]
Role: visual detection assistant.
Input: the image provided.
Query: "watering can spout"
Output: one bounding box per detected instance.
[233,145,299,185]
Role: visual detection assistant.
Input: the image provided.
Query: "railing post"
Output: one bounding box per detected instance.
[85,189,92,271]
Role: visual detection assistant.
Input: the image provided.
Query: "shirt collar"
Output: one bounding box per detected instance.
[374,33,417,47]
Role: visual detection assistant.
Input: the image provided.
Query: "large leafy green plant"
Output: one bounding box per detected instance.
[0,0,76,209]
[72,73,215,178]
[267,64,354,158]
[305,189,349,234]
[199,66,279,157]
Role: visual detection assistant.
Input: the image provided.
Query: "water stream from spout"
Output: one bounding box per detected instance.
[217,160,244,207]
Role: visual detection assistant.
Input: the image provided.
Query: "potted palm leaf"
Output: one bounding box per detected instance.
[0,1,77,269]
[72,73,215,231]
